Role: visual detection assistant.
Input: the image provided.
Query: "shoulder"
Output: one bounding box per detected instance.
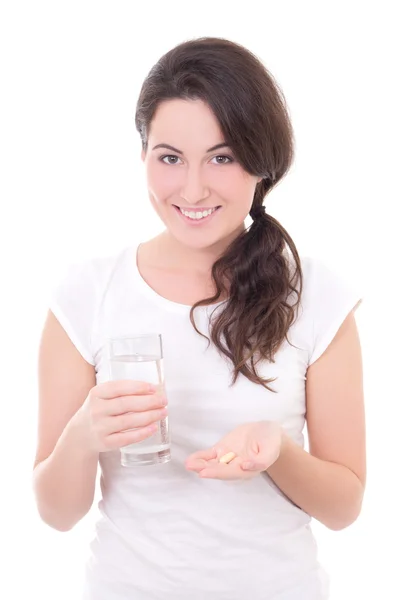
[49,244,137,363]
[53,244,135,296]
[300,254,342,290]
[295,255,363,366]
[299,254,362,308]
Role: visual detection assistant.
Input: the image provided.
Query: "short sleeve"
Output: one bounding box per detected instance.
[305,258,363,366]
[49,260,98,365]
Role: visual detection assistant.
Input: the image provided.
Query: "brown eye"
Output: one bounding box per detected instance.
[212,155,234,165]
[160,155,181,165]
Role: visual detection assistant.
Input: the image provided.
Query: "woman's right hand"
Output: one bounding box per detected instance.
[75,380,167,453]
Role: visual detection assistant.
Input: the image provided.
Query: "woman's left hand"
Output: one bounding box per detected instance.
[185,421,283,480]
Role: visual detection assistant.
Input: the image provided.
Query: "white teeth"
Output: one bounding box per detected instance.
[179,207,217,220]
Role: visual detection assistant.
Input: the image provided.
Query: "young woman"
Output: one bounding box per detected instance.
[33,37,366,600]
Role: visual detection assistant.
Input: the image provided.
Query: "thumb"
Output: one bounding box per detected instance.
[241,460,267,472]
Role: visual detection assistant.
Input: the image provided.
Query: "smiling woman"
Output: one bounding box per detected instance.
[141,99,262,246]
[33,36,365,600]
[136,47,301,389]
[154,139,232,221]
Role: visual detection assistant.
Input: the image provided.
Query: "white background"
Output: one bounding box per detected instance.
[1,1,399,598]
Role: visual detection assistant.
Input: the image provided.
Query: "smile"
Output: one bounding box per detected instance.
[179,206,218,220]
[173,205,221,225]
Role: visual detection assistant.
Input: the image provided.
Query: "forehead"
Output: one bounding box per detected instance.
[149,98,224,146]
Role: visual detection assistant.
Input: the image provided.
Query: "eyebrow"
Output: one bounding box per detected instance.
[152,142,230,154]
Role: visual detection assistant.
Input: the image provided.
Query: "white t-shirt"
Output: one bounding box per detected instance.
[50,242,362,600]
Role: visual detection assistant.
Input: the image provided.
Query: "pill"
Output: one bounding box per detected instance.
[219,452,236,464]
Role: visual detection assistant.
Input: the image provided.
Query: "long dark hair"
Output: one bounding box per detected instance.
[135,37,303,390]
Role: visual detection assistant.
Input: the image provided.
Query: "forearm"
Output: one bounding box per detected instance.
[33,413,99,532]
[266,432,365,530]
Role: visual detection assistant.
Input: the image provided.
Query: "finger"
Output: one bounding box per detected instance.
[241,461,268,472]
[185,459,208,472]
[186,446,233,471]
[96,380,158,400]
[241,444,279,472]
[104,424,158,450]
[108,407,167,433]
[185,447,218,471]
[198,462,244,480]
[186,447,218,462]
[105,392,167,416]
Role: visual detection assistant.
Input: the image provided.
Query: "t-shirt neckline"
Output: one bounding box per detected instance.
[130,242,225,314]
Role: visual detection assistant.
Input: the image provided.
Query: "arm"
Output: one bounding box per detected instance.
[33,310,98,532]
[267,310,366,530]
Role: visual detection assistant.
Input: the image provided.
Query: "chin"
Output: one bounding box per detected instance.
[170,229,235,253]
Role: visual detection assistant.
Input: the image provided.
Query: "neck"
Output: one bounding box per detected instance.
[147,227,245,274]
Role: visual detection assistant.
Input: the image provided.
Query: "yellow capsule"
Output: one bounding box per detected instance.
[219,451,236,464]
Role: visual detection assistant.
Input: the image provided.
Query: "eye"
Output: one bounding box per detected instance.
[160,155,181,165]
[211,155,234,165]
[159,154,234,166]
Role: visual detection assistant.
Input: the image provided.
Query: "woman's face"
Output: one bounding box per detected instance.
[141,98,261,251]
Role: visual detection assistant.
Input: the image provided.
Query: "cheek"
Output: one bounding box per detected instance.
[212,170,255,202]
[146,163,179,201]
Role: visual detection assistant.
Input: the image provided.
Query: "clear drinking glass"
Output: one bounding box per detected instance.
[107,334,171,467]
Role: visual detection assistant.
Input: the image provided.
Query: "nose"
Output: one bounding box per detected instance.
[180,166,210,206]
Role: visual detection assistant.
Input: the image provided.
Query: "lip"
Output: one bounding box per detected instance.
[175,206,220,212]
[173,205,221,226]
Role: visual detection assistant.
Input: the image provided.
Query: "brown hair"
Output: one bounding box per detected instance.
[135,37,303,390]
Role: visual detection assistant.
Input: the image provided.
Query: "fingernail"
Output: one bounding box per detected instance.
[161,396,168,406]
[148,384,157,392]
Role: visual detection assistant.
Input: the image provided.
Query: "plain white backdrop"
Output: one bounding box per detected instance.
[1,1,399,598]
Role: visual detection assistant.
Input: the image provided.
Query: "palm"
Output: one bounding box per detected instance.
[185,421,282,480]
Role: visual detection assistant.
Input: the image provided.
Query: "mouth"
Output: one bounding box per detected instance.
[172,204,222,225]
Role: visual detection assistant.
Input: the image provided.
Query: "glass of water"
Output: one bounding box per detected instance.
[107,333,171,467]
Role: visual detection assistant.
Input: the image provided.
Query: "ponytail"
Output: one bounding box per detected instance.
[189,194,303,390]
